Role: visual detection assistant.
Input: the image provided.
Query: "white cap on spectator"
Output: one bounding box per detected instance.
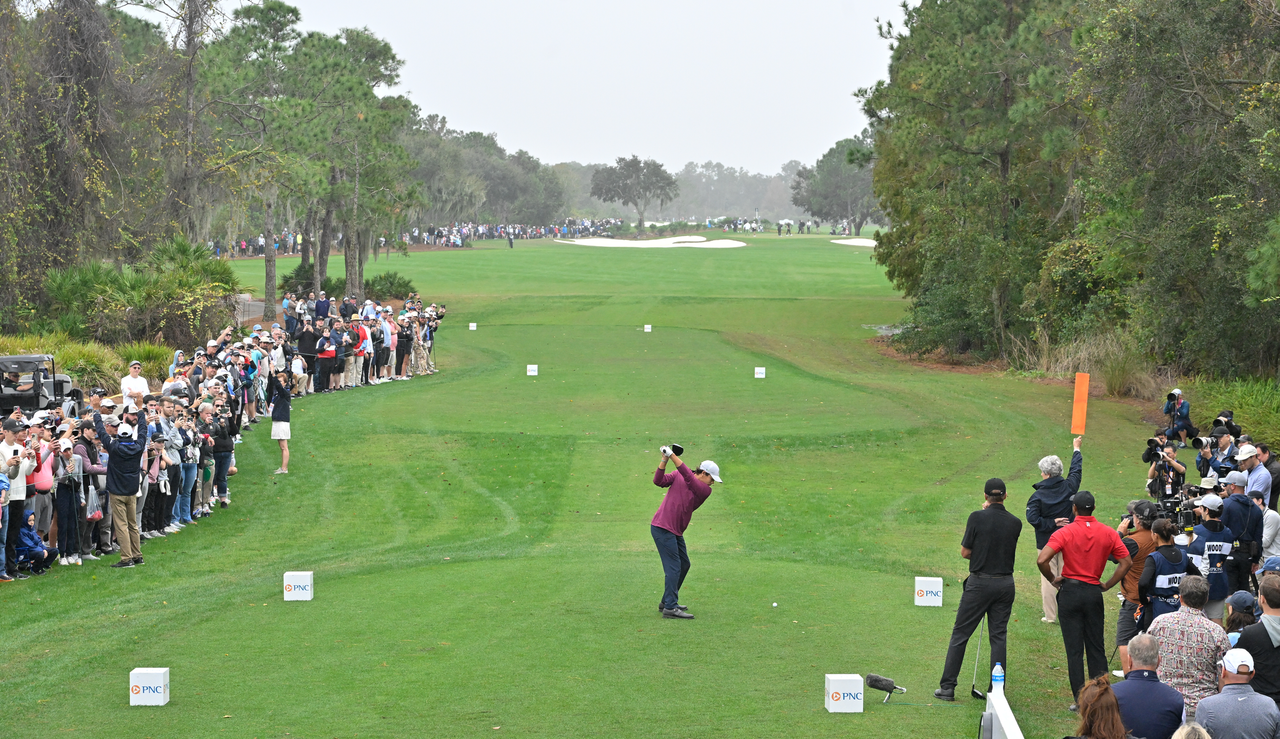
[58,438,72,451]
[100,398,116,408]
[1222,648,1255,674]
[1236,444,1259,461]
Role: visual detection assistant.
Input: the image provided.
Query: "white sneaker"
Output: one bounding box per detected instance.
[73,555,82,565]
[58,556,68,566]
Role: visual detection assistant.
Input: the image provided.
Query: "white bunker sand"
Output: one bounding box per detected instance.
[555,235,745,248]
[831,238,877,247]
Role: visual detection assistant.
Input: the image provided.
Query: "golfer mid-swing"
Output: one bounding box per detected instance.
[651,447,721,619]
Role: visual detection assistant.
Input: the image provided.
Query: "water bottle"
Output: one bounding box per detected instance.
[992,663,1005,693]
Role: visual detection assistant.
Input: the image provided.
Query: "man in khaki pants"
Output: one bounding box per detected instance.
[92,411,146,568]
[1026,437,1084,623]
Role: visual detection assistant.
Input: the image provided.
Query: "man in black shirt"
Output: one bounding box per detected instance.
[935,478,1024,700]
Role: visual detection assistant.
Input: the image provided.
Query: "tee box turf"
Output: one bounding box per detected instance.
[129,668,169,706]
[284,571,314,601]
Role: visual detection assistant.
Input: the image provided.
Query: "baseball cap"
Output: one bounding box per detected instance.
[1227,590,1257,612]
[1264,557,1280,574]
[253,324,262,331]
[1250,488,1267,500]
[1071,490,1096,510]
[1223,471,1250,488]
[58,438,72,451]
[1222,648,1255,674]
[319,291,326,296]
[1196,493,1225,511]
[1237,444,1259,461]
[56,423,69,434]
[1132,499,1158,521]
[129,360,142,368]
[364,300,373,305]
[1,418,21,433]
[984,478,1006,495]
[117,423,134,439]
[102,415,119,427]
[271,323,280,329]
[1172,388,1183,396]
[698,460,722,483]
[100,398,116,408]
[90,387,107,397]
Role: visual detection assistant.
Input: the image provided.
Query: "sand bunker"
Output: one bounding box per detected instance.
[555,235,745,248]
[831,238,877,247]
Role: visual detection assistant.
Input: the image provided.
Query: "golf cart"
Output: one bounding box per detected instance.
[0,355,80,416]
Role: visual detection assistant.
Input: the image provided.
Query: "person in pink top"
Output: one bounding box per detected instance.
[651,447,721,620]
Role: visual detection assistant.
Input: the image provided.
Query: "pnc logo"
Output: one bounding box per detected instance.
[920,590,943,598]
[831,691,862,701]
[131,685,140,694]
[132,684,164,694]
[285,583,309,592]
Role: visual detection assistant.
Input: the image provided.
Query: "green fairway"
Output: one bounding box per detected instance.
[5,234,1159,738]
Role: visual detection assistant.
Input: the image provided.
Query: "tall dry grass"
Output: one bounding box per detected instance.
[1008,330,1158,399]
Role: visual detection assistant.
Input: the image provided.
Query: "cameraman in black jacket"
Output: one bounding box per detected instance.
[1142,430,1169,465]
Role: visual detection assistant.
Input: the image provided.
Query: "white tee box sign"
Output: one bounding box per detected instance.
[915,576,944,607]
[527,364,538,376]
[129,668,169,706]
[644,325,652,332]
[755,367,766,378]
[469,322,477,330]
[825,674,864,713]
[283,571,314,601]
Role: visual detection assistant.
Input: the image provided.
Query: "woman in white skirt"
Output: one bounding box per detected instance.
[266,370,292,474]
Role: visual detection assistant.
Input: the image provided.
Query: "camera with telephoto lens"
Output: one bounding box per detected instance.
[1167,392,1178,403]
[1192,436,1215,450]
[1153,483,1201,530]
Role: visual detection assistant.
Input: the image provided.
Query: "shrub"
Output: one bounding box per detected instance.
[364,271,417,301]
[42,236,241,348]
[1188,378,1280,445]
[115,341,176,385]
[0,333,123,389]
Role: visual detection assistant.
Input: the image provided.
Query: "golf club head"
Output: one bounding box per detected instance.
[670,443,684,457]
[971,687,985,700]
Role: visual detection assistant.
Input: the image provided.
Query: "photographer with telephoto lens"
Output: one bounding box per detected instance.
[1163,389,1193,448]
[1144,430,1170,465]
[1148,444,1187,500]
[1196,428,1237,480]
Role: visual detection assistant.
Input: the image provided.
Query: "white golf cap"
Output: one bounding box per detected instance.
[699,460,722,483]
[1195,493,1224,511]
[1172,388,1183,395]
[117,423,135,439]
[1236,444,1259,461]
[1223,648,1255,674]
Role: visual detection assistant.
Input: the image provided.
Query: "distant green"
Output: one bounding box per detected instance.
[6,233,1156,738]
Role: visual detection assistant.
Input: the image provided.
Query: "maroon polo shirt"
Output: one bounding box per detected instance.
[651,463,712,536]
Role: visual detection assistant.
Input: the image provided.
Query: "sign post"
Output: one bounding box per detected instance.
[1071,373,1090,435]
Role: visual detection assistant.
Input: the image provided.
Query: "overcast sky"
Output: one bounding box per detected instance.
[172,0,900,174]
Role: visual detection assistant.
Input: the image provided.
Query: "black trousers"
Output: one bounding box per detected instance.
[1058,578,1107,699]
[5,498,24,575]
[939,575,1015,691]
[1226,554,1255,594]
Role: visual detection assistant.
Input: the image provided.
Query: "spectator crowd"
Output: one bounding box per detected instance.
[0,296,445,577]
[1045,389,1280,739]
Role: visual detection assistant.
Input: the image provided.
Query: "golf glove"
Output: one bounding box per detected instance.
[660,446,672,457]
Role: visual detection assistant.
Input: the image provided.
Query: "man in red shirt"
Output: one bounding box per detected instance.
[651,448,720,620]
[1037,490,1133,709]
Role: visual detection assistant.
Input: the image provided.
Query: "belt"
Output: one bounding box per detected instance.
[970,572,1013,579]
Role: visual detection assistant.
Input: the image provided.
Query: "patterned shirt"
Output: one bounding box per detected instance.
[1148,606,1231,711]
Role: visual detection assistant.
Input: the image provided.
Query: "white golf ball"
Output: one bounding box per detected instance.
[772,602,778,607]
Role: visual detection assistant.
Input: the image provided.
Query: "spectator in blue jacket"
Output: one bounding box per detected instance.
[1164,389,1193,448]
[1027,437,1084,624]
[1112,633,1185,739]
[16,509,57,575]
[1222,470,1264,595]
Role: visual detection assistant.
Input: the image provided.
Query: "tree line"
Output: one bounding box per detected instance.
[860,0,1280,378]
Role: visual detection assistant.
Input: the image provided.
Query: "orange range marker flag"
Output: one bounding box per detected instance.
[1071,373,1090,435]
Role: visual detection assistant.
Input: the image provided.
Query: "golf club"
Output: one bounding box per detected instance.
[970,616,986,700]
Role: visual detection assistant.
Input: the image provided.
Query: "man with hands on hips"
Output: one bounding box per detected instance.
[650,445,720,620]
